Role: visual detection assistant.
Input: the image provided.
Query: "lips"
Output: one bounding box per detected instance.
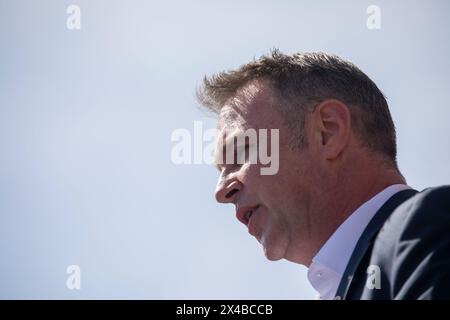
[236,205,260,226]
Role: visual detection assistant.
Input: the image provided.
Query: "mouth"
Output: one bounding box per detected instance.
[236,205,260,226]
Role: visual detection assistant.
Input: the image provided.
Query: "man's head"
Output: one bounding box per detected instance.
[197,50,404,265]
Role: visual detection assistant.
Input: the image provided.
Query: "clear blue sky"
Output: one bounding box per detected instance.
[1,0,449,298]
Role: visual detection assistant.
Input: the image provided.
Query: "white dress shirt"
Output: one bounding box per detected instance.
[307,184,411,300]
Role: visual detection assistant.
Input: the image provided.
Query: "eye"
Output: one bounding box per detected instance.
[235,144,250,165]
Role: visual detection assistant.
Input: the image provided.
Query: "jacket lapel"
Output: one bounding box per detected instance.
[335,189,418,299]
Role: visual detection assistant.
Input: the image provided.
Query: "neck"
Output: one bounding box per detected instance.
[319,158,405,259]
[289,155,406,266]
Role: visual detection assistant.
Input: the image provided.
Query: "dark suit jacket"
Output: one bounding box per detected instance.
[335,186,450,300]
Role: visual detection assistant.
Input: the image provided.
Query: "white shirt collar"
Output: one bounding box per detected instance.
[307,184,411,300]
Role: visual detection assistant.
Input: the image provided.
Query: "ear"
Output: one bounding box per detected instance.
[310,99,351,160]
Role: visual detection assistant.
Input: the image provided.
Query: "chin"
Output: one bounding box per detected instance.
[263,245,285,261]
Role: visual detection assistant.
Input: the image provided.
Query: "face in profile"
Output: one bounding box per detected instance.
[213,83,321,263]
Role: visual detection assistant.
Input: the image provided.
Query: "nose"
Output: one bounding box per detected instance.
[215,179,243,204]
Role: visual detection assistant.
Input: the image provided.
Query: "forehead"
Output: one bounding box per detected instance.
[217,81,281,134]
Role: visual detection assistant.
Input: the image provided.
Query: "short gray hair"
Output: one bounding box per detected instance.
[197,49,397,164]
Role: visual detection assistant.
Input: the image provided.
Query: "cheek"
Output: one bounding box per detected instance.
[238,163,264,187]
[256,170,308,227]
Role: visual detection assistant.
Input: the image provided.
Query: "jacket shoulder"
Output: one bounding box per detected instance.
[376,185,450,299]
[382,185,450,238]
[346,186,450,299]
